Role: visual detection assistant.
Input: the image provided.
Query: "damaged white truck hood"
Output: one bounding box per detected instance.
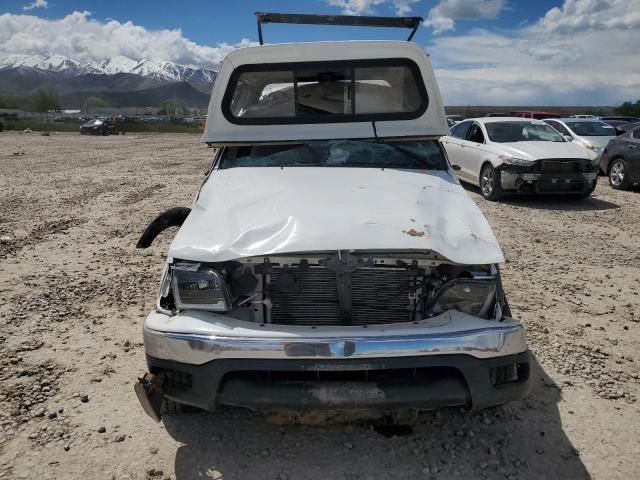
[169,167,504,265]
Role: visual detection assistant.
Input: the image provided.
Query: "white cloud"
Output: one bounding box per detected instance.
[425,0,507,33]
[428,0,640,105]
[0,11,253,69]
[535,0,640,33]
[327,0,419,15]
[23,0,47,10]
[392,0,420,15]
[327,0,386,15]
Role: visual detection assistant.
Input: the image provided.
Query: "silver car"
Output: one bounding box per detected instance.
[544,118,616,158]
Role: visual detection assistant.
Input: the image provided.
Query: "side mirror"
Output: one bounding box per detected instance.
[563,135,573,142]
[452,164,461,171]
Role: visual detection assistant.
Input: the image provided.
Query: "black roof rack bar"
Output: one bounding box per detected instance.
[255,12,423,45]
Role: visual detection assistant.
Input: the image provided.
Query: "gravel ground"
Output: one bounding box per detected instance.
[0,131,639,480]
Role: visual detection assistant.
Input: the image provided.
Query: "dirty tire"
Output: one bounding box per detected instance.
[480,163,503,201]
[162,398,201,416]
[576,179,597,199]
[609,158,631,190]
[502,295,512,317]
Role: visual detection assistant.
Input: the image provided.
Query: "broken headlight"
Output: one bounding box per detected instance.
[171,262,231,312]
[428,279,496,318]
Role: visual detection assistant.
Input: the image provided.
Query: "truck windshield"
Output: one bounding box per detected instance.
[220,140,448,170]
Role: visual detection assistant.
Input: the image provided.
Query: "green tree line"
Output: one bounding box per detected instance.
[0,87,60,112]
[614,100,640,117]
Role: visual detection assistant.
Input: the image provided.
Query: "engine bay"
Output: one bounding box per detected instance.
[159,252,501,326]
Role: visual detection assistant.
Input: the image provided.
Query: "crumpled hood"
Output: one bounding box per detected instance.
[169,167,504,265]
[497,141,596,160]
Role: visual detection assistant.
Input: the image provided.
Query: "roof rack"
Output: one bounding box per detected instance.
[254,12,423,45]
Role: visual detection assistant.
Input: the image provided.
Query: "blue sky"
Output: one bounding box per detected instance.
[1,0,639,105]
[2,0,561,44]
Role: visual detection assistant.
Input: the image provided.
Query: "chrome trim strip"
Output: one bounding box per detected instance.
[143,324,527,365]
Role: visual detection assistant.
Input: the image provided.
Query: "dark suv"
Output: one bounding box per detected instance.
[600,125,640,189]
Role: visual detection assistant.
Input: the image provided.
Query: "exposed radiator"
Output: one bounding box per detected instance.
[266,265,413,326]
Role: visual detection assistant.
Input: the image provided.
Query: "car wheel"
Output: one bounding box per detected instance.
[479,164,503,201]
[502,295,512,317]
[576,179,597,199]
[162,398,200,415]
[609,158,631,190]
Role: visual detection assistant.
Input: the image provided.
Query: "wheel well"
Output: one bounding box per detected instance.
[479,161,494,183]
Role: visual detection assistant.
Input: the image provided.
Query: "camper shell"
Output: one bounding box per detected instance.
[135,14,530,421]
[202,41,448,145]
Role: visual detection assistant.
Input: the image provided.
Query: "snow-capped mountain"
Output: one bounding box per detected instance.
[84,56,140,75]
[0,53,217,83]
[0,53,218,107]
[0,54,84,76]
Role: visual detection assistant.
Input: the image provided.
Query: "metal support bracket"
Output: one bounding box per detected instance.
[255,12,423,45]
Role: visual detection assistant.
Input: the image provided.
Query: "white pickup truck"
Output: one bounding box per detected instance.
[134,13,530,422]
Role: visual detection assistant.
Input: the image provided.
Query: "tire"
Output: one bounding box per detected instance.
[162,398,200,416]
[608,158,631,190]
[502,295,512,318]
[479,163,503,201]
[576,178,597,199]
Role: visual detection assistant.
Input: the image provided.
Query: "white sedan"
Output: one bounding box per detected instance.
[441,117,600,201]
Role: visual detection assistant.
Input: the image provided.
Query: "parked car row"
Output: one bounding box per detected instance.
[443,114,640,197]
[441,118,599,200]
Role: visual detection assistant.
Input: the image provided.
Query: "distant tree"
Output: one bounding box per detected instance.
[0,94,19,109]
[158,100,190,115]
[614,100,640,117]
[84,96,109,109]
[158,100,176,115]
[31,87,61,112]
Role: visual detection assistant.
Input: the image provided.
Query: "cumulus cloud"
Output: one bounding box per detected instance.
[425,0,507,33]
[23,0,47,10]
[327,0,419,15]
[0,11,253,69]
[392,0,420,15]
[535,0,640,33]
[327,0,386,15]
[428,0,640,105]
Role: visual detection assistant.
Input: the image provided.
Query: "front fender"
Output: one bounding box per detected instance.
[136,207,192,248]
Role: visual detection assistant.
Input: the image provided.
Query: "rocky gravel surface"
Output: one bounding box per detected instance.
[0,131,639,479]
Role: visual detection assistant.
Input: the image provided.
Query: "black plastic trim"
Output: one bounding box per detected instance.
[147,351,531,412]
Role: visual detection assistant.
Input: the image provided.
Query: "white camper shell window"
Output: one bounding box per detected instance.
[222,58,428,125]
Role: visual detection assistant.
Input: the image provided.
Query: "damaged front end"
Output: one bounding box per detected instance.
[135,251,529,418]
[498,158,598,194]
[156,251,506,326]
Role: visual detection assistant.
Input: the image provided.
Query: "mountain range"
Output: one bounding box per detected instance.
[0,54,218,108]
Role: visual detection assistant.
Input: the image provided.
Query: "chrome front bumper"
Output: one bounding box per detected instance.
[143,310,528,366]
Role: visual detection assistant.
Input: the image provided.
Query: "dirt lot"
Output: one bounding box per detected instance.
[0,132,639,480]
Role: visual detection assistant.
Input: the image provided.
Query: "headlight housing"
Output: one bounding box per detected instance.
[584,142,603,153]
[171,262,231,311]
[499,155,535,167]
[427,279,497,319]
